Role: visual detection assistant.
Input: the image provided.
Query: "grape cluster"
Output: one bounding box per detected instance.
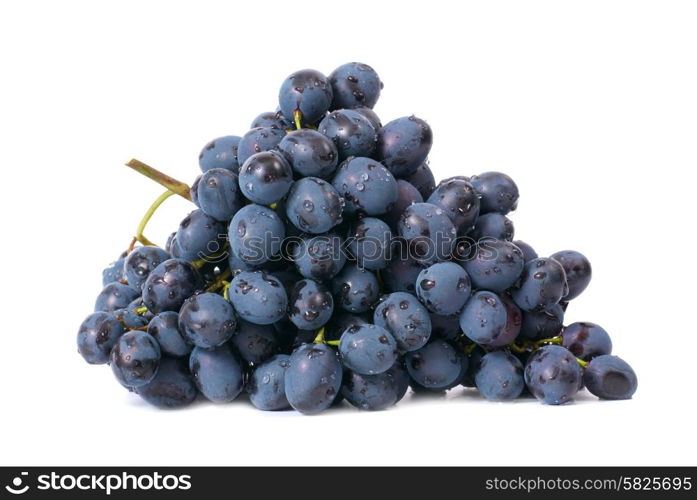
[78,62,638,413]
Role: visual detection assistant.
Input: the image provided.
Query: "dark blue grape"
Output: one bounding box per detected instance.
[462,239,524,292]
[284,343,342,414]
[250,110,291,130]
[136,357,198,408]
[382,250,423,294]
[524,345,582,405]
[474,350,525,401]
[178,292,237,348]
[231,320,279,365]
[470,171,519,215]
[332,156,397,216]
[348,217,392,270]
[229,271,288,325]
[329,62,382,109]
[332,265,379,313]
[288,279,334,330]
[354,107,382,131]
[377,116,432,177]
[427,178,480,234]
[471,213,514,241]
[561,322,612,361]
[385,180,423,230]
[278,129,338,179]
[229,204,285,267]
[339,323,397,375]
[323,311,371,342]
[398,202,457,264]
[285,177,344,234]
[584,355,637,400]
[194,168,244,221]
[94,282,140,312]
[123,246,170,290]
[511,258,568,311]
[291,233,346,281]
[318,109,377,161]
[113,298,151,330]
[519,303,565,341]
[278,69,333,126]
[429,312,461,341]
[406,339,463,390]
[147,311,191,358]
[550,250,592,301]
[189,344,244,403]
[110,330,161,388]
[416,262,471,315]
[77,311,125,364]
[174,209,226,261]
[248,354,291,410]
[199,135,241,173]
[237,127,285,166]
[460,291,521,347]
[238,151,293,205]
[513,240,538,263]
[102,253,127,286]
[403,161,436,200]
[374,292,431,352]
[142,259,204,314]
[341,364,408,411]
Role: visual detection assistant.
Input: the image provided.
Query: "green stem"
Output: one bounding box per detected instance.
[576,358,589,368]
[131,190,175,248]
[326,340,340,346]
[135,306,149,315]
[126,158,192,201]
[205,269,232,292]
[313,327,326,344]
[508,341,529,354]
[463,343,479,355]
[293,110,302,130]
[532,335,563,350]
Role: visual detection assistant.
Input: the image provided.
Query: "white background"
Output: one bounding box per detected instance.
[1,0,695,466]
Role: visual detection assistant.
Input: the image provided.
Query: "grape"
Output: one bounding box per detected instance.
[427,178,480,234]
[519,303,565,341]
[238,151,293,205]
[550,250,592,301]
[332,156,397,216]
[561,322,612,361]
[403,161,436,200]
[173,209,226,261]
[147,311,191,358]
[382,250,423,294]
[94,282,140,313]
[288,279,334,330]
[331,265,379,313]
[462,240,524,292]
[113,297,151,330]
[415,262,471,315]
[384,180,423,231]
[77,311,125,364]
[459,291,508,347]
[339,323,398,375]
[250,110,291,130]
[284,343,342,414]
[189,344,244,403]
[329,62,382,110]
[583,355,638,400]
[341,364,408,411]
[142,259,204,314]
[199,135,242,173]
[471,213,514,242]
[474,351,525,401]
[110,330,161,388]
[291,233,346,281]
[278,69,333,126]
[285,177,344,233]
[318,109,377,161]
[323,310,371,342]
[228,204,285,267]
[347,217,392,270]
[123,246,170,290]
[354,106,382,131]
[470,171,519,215]
[229,271,288,325]
[193,168,244,222]
[398,202,457,264]
[237,127,285,166]
[406,339,464,390]
[377,116,432,177]
[136,357,198,409]
[102,252,127,286]
[248,354,291,411]
[278,129,338,179]
[178,292,237,348]
[524,345,582,405]
[513,240,538,263]
[374,292,432,352]
[511,258,568,311]
[231,320,280,365]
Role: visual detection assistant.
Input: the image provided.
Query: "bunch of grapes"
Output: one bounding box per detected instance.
[77,62,638,413]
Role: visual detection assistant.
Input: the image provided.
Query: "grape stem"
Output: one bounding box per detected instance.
[507,342,528,354]
[313,327,326,344]
[532,335,562,350]
[129,190,175,250]
[325,340,340,347]
[134,306,149,315]
[293,110,302,130]
[576,358,589,368]
[125,158,192,201]
[205,269,232,293]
